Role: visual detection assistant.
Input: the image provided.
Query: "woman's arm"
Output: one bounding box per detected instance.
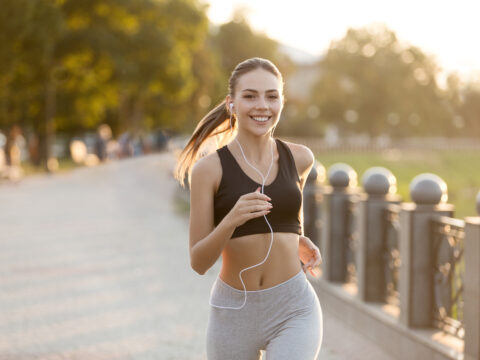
[285,142,322,277]
[188,155,232,275]
[299,235,322,276]
[285,141,315,234]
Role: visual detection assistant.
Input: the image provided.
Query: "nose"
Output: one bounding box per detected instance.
[255,96,268,109]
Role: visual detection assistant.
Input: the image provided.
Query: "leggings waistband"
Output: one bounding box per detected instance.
[210,270,306,306]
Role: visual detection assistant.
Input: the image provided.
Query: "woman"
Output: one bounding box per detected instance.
[175,58,323,359]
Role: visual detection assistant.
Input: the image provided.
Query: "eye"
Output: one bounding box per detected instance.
[268,95,279,99]
[243,94,255,99]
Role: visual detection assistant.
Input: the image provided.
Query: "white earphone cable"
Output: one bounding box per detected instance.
[210,107,275,309]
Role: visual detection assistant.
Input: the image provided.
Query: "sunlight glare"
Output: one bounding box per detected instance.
[205,0,480,78]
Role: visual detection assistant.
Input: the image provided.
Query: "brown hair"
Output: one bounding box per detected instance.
[174,57,283,187]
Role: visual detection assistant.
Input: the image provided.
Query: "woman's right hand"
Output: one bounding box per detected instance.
[225,187,272,228]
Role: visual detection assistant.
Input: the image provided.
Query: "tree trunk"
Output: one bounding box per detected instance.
[131,98,144,133]
[43,79,56,172]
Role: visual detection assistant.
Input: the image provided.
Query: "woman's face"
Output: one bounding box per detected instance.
[230,68,284,137]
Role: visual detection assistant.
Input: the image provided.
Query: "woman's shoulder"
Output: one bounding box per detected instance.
[278,139,314,174]
[190,150,222,189]
[191,150,222,177]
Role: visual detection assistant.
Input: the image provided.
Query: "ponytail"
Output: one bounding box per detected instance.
[174,100,235,187]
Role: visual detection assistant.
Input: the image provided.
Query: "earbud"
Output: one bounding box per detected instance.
[228,103,234,130]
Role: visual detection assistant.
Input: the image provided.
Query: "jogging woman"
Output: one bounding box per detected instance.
[175,57,323,360]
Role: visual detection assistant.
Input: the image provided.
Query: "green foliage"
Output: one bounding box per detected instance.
[0,0,64,129]
[308,25,457,138]
[459,83,480,137]
[2,2,479,170]
[55,0,210,133]
[0,0,210,133]
[214,17,278,76]
[211,11,294,90]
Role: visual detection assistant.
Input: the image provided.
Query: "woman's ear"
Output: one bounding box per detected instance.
[225,95,233,112]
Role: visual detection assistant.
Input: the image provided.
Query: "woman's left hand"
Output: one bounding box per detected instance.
[298,235,322,277]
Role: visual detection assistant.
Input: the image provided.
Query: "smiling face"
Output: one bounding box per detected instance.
[229,68,284,137]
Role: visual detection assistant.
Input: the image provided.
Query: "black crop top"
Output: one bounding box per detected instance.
[214,138,302,238]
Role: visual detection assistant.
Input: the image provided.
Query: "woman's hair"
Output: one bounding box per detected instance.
[174,57,283,187]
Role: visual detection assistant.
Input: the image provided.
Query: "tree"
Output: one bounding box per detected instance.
[211,11,294,87]
[58,0,210,133]
[459,82,480,137]
[308,25,452,138]
[0,0,65,168]
[0,0,212,168]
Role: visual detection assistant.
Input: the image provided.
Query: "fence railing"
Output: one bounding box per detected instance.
[431,216,465,339]
[346,197,359,285]
[383,204,401,307]
[304,164,480,360]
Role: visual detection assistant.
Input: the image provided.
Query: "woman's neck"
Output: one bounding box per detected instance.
[234,133,275,164]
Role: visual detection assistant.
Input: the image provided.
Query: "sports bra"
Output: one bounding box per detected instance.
[213,138,302,238]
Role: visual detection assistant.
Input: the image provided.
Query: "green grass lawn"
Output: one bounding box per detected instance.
[314,148,480,219]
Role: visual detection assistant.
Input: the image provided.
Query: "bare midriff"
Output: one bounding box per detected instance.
[219,232,301,291]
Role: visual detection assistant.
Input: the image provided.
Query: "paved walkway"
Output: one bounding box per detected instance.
[0,152,394,359]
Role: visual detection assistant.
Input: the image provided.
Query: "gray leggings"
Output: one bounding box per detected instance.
[206,270,323,360]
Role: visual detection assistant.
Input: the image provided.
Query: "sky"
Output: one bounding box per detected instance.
[205,0,480,81]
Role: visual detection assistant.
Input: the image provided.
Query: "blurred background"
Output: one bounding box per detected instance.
[1,0,479,215]
[1,2,480,359]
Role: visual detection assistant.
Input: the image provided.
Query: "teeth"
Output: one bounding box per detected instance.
[252,116,269,122]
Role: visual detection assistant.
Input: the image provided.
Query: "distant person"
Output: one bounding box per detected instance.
[94,124,112,162]
[28,133,40,166]
[5,125,25,181]
[131,132,146,156]
[118,131,133,158]
[175,58,323,359]
[153,129,169,152]
[0,131,6,177]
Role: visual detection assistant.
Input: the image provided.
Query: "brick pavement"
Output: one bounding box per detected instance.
[0,153,394,359]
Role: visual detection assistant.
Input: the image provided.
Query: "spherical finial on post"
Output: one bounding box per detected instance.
[328,163,357,189]
[306,161,326,185]
[362,167,397,195]
[410,173,448,205]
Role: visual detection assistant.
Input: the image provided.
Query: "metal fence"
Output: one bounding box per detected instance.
[309,164,480,359]
[346,197,359,285]
[383,204,401,307]
[431,216,465,339]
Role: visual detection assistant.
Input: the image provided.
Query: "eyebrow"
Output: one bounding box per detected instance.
[241,89,279,93]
